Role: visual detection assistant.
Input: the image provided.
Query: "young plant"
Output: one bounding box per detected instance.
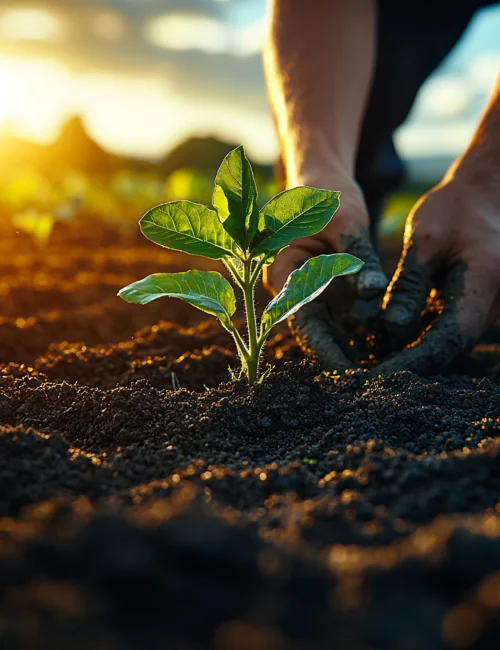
[118,146,363,383]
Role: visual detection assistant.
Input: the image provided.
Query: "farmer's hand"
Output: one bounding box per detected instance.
[377,73,500,375]
[377,173,500,375]
[265,171,388,370]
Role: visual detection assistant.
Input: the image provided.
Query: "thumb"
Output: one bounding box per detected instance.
[340,231,388,300]
[382,238,438,328]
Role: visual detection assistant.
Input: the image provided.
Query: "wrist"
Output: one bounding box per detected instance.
[282,131,356,189]
[284,159,358,192]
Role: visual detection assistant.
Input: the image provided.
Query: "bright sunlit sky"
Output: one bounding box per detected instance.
[0,0,499,164]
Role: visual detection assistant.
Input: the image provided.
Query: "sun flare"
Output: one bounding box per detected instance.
[0,59,18,125]
[0,56,70,141]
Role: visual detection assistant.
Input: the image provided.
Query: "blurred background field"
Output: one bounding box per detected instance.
[0,0,499,248]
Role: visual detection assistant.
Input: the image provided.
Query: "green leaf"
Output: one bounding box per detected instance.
[252,187,340,255]
[140,201,240,260]
[118,270,236,330]
[260,253,363,335]
[213,146,259,250]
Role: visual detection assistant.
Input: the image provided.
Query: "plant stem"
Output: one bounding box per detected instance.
[242,259,260,383]
[249,255,267,285]
[227,322,250,361]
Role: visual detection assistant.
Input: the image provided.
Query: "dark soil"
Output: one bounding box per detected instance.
[2,223,500,649]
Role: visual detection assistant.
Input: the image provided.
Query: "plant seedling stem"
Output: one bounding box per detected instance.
[242,259,260,384]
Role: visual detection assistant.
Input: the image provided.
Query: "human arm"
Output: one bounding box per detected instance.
[264,0,387,368]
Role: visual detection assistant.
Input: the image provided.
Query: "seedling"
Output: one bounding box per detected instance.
[118,146,363,383]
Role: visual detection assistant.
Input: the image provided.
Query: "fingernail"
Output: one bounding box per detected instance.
[385,304,411,326]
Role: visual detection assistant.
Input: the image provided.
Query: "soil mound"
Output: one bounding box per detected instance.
[2,223,500,649]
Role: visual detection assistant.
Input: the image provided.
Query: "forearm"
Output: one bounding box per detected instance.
[264,0,377,186]
[448,73,500,191]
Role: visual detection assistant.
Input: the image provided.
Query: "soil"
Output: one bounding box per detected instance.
[2,221,500,650]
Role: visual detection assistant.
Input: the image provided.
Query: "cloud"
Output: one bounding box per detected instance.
[145,14,229,54]
[395,5,500,163]
[0,3,268,111]
[144,12,266,56]
[410,77,469,122]
[0,0,497,167]
[0,0,273,162]
[0,8,64,41]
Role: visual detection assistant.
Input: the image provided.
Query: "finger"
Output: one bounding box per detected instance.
[382,246,438,328]
[289,299,356,372]
[375,264,495,376]
[340,230,388,300]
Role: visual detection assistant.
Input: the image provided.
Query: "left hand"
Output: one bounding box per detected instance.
[376,173,500,375]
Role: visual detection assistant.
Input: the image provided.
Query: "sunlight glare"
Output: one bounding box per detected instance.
[77,73,195,158]
[0,60,18,125]
[0,57,70,141]
[0,9,63,41]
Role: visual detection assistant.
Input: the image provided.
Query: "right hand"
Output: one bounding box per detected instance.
[264,171,388,371]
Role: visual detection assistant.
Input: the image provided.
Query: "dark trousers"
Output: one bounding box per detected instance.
[357,0,495,235]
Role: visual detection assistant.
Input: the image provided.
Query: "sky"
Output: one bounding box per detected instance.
[0,0,498,165]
